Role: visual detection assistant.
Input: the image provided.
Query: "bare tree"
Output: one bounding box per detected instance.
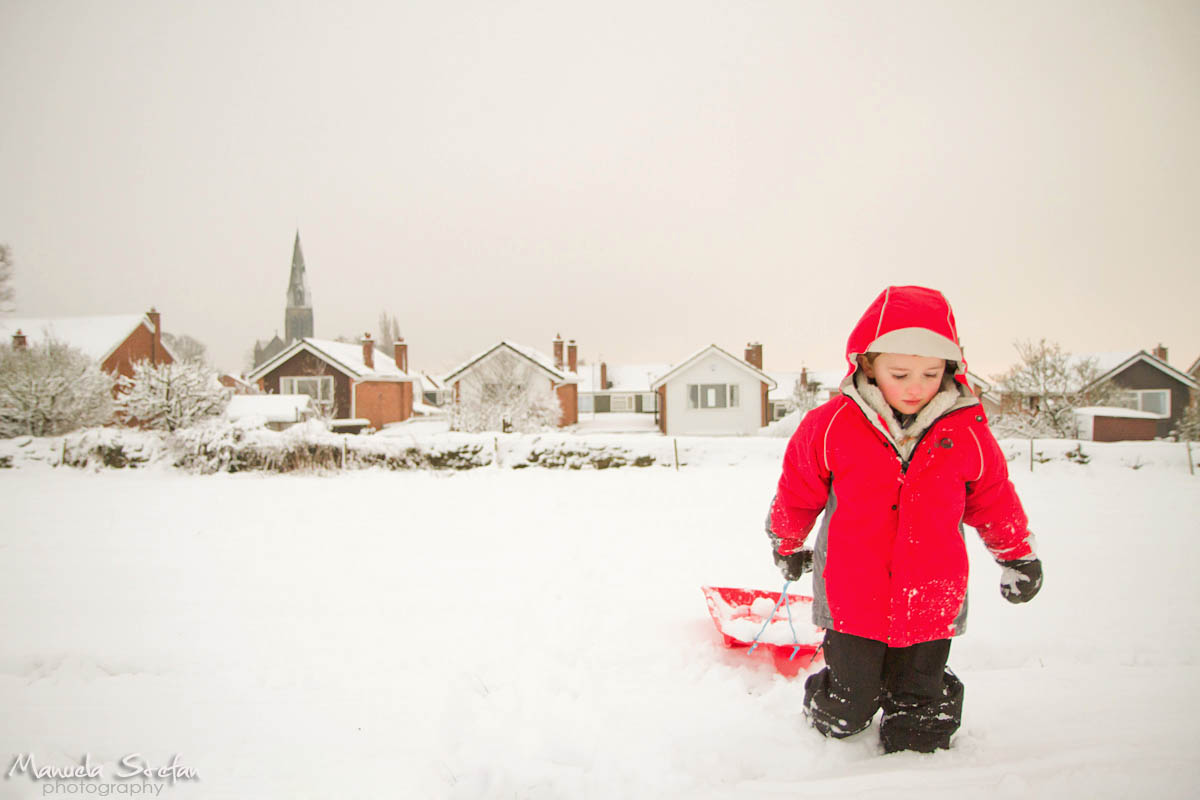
[0,338,114,437]
[791,375,824,418]
[449,351,561,433]
[377,311,401,353]
[162,332,209,364]
[991,339,1118,438]
[0,243,14,312]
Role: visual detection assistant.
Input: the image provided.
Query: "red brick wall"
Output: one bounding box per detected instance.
[355,381,411,431]
[102,323,174,379]
[761,381,769,427]
[657,385,667,434]
[1093,416,1158,442]
[555,383,578,426]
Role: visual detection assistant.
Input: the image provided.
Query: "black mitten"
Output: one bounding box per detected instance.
[999,558,1043,604]
[774,549,814,581]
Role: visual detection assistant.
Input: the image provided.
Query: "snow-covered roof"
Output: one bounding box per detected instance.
[1074,406,1163,420]
[1084,350,1198,392]
[650,344,777,391]
[0,313,178,365]
[247,337,418,383]
[442,340,578,384]
[225,394,315,424]
[576,363,672,394]
[419,373,447,392]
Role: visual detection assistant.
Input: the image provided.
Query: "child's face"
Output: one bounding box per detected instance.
[861,353,947,414]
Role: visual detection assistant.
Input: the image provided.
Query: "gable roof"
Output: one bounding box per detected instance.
[1189,354,1200,378]
[1085,350,1198,392]
[419,372,447,392]
[442,340,577,384]
[247,337,416,383]
[649,344,777,391]
[0,313,178,365]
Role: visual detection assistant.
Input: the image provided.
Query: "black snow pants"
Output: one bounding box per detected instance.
[803,629,963,753]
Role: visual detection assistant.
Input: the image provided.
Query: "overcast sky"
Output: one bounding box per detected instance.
[2,0,1198,378]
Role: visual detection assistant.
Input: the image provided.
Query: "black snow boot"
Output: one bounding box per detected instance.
[879,669,964,754]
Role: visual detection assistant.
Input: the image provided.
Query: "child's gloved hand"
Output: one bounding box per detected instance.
[999,558,1043,603]
[774,549,814,581]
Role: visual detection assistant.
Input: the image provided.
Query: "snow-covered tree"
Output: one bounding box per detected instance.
[0,243,14,312]
[0,338,114,437]
[791,375,824,418]
[990,339,1117,438]
[115,360,230,431]
[449,352,561,433]
[1173,394,1200,441]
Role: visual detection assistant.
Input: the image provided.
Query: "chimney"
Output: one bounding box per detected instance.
[12,329,27,350]
[744,342,763,369]
[567,339,577,373]
[800,367,808,390]
[553,334,564,370]
[394,337,408,373]
[147,307,162,365]
[600,361,608,390]
[1153,343,1168,362]
[361,333,375,370]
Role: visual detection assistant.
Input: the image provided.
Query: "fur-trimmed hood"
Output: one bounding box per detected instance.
[839,286,980,457]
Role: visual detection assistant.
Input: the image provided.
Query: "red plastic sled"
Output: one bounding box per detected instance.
[702,585,825,677]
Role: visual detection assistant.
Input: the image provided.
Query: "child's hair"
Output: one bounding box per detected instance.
[859,352,957,374]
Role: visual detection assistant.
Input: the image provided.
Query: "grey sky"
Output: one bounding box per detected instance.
[2,0,1198,379]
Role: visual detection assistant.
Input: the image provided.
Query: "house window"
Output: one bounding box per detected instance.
[687,384,738,409]
[1116,389,1170,417]
[611,394,634,412]
[281,376,334,404]
[579,394,594,413]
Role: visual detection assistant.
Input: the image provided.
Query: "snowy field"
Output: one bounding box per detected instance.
[2,440,1199,799]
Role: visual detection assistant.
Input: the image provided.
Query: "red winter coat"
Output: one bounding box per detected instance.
[769,286,1035,647]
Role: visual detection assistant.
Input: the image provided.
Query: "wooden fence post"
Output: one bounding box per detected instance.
[673,438,680,471]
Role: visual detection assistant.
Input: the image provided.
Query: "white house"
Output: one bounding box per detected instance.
[442,339,580,429]
[650,345,776,436]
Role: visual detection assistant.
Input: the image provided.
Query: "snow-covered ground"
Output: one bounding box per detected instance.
[1,440,1198,798]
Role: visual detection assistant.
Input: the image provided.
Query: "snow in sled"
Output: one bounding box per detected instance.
[702,585,825,677]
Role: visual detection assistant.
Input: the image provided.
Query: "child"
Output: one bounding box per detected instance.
[766,285,1042,754]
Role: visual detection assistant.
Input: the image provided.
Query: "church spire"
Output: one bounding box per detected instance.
[288,230,311,308]
[285,230,314,344]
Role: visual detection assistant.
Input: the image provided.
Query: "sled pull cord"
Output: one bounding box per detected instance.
[747,580,804,660]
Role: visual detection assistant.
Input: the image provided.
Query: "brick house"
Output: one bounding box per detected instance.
[442,337,580,429]
[1081,346,1199,439]
[650,343,776,436]
[2,308,175,377]
[247,335,418,432]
